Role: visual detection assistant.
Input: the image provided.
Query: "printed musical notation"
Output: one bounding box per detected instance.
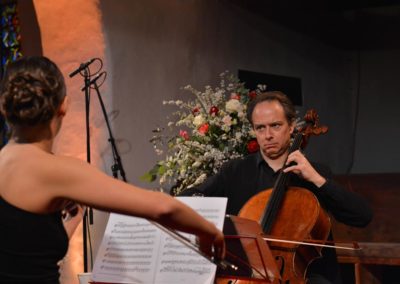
[91,197,227,284]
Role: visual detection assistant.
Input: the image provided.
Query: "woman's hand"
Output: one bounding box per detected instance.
[197,223,225,260]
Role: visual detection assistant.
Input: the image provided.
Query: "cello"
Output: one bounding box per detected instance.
[238,109,331,283]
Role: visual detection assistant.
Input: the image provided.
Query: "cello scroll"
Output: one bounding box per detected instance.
[297,109,328,149]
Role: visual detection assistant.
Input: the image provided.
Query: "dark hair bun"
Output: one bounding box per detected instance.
[0,56,66,126]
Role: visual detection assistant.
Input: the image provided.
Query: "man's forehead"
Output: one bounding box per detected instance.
[253,119,286,126]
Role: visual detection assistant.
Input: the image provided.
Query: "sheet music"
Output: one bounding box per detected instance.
[91,197,227,284]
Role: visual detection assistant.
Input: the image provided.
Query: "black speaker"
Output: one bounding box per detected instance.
[238,69,303,106]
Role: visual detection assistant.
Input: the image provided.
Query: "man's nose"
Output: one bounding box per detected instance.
[264,127,273,139]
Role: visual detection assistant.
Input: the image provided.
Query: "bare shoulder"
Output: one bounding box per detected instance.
[0,146,94,211]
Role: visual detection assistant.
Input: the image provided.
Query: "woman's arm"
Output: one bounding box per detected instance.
[47,156,225,258]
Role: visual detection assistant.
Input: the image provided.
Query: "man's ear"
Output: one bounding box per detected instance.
[289,121,295,134]
[58,96,69,117]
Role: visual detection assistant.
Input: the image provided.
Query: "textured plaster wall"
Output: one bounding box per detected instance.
[33,0,108,282]
[99,0,357,185]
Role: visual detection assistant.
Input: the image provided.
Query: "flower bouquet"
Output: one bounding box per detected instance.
[142,72,265,195]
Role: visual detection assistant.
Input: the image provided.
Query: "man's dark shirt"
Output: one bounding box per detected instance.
[180,152,373,283]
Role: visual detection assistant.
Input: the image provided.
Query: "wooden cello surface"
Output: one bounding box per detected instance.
[216,215,281,284]
[239,187,331,283]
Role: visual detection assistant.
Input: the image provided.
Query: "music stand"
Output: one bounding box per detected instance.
[216,215,280,283]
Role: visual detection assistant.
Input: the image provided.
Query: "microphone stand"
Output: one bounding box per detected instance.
[80,66,126,272]
[93,81,127,182]
[82,68,93,272]
[71,58,102,272]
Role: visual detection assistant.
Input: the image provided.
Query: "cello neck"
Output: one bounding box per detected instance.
[260,132,303,233]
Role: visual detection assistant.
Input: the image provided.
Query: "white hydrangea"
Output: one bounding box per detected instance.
[193,114,205,127]
[225,99,243,113]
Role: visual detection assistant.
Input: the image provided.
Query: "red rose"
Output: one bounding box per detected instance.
[247,139,259,153]
[192,107,200,115]
[209,106,219,116]
[230,93,240,100]
[179,130,189,140]
[198,123,209,135]
[248,91,257,100]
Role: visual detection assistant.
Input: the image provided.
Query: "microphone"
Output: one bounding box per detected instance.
[69,58,96,78]
[81,72,106,91]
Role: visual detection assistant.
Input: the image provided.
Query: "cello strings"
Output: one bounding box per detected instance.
[261,132,303,232]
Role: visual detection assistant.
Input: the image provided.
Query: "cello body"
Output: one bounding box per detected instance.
[239,187,331,283]
[216,188,331,284]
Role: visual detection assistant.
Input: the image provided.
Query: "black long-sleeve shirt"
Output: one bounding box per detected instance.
[180,152,373,283]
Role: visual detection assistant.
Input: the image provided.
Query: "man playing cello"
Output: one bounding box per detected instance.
[179,91,372,283]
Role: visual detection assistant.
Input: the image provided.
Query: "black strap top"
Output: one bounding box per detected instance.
[0,197,69,283]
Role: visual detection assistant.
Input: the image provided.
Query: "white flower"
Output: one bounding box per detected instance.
[257,84,267,91]
[221,124,231,132]
[159,175,166,185]
[238,111,245,119]
[193,173,207,186]
[193,114,205,127]
[225,99,243,113]
[222,115,232,126]
[192,161,202,168]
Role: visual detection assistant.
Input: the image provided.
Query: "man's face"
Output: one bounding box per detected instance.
[252,100,294,160]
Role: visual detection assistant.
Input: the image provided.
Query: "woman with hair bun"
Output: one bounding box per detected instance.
[0,56,225,283]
